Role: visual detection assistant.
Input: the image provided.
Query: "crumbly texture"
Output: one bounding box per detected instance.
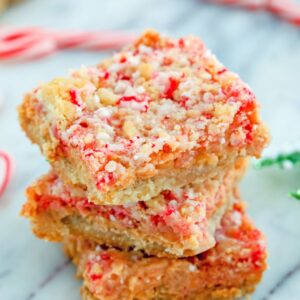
[64,200,267,300]
[21,160,246,257]
[18,29,269,205]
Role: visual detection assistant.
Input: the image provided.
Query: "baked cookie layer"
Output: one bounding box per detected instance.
[21,160,246,257]
[64,199,267,300]
[18,30,269,205]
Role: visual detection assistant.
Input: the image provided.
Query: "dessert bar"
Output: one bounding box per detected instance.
[19,30,269,205]
[21,160,246,257]
[64,199,267,300]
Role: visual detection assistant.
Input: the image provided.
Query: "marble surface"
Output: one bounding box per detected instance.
[1,0,300,299]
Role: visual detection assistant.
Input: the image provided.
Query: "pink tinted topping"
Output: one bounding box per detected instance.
[34,31,264,193]
[34,174,225,239]
[69,90,81,107]
[214,202,266,270]
[82,202,266,298]
[164,77,180,100]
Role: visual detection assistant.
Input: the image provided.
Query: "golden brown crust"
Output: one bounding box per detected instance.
[81,285,254,300]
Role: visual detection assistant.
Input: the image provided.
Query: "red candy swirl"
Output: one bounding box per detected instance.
[0,151,13,198]
[206,0,300,25]
[0,27,137,61]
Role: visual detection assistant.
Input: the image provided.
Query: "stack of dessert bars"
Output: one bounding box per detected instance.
[19,30,269,300]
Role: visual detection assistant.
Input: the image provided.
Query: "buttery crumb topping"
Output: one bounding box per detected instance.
[32,30,265,192]
[79,201,266,299]
[41,172,230,240]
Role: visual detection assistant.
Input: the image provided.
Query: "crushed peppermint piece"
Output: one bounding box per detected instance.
[105,161,117,172]
[109,214,117,222]
[188,264,197,272]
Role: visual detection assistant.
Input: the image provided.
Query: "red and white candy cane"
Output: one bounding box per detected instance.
[269,0,300,26]
[0,27,137,61]
[0,150,13,198]
[207,0,300,26]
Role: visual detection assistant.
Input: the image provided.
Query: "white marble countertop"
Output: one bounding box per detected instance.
[1,0,300,299]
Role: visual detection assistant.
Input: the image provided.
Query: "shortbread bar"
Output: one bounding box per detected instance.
[64,199,267,300]
[19,30,268,204]
[21,160,246,257]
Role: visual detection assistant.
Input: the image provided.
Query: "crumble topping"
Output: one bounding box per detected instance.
[33,30,264,192]
[79,202,266,296]
[37,172,230,240]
